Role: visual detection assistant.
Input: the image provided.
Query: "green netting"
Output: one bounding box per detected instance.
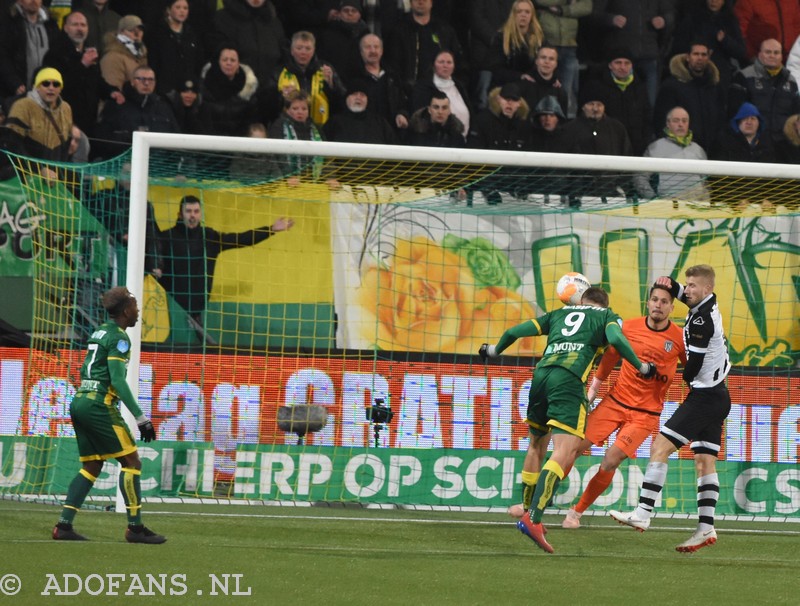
[1,145,798,518]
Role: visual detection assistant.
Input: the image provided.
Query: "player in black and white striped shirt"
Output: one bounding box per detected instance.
[610,265,732,553]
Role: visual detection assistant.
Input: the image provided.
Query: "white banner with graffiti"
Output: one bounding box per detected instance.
[331,203,800,366]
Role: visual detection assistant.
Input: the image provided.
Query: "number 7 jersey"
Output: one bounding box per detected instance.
[76,320,132,403]
[533,305,624,382]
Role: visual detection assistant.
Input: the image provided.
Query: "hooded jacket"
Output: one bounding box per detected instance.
[199,61,260,137]
[710,102,777,162]
[468,86,532,151]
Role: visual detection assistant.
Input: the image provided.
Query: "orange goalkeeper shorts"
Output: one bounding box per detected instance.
[584,396,660,459]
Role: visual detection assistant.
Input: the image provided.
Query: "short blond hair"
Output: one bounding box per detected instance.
[686,264,715,287]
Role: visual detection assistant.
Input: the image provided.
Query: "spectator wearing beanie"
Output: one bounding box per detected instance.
[6,67,73,162]
[317,0,370,81]
[529,95,569,153]
[324,79,396,144]
[583,46,652,155]
[562,79,634,203]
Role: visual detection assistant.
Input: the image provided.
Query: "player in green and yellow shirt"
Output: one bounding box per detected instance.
[53,287,166,544]
[479,286,657,553]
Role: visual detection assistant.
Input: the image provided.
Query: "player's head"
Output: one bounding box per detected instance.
[647,284,675,328]
[179,195,202,228]
[580,286,609,308]
[684,264,715,307]
[102,286,138,327]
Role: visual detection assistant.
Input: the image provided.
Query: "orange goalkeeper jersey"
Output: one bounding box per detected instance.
[594,317,686,415]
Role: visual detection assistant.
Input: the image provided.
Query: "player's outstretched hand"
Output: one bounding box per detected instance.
[639,362,657,379]
[271,217,295,232]
[478,343,497,362]
[138,418,156,442]
[655,276,681,299]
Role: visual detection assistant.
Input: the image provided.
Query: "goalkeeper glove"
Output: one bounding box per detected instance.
[136,416,156,442]
[655,276,682,300]
[639,362,657,379]
[478,343,497,362]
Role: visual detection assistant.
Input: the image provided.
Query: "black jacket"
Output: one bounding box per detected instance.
[653,54,726,151]
[41,31,115,136]
[406,107,465,148]
[729,60,800,145]
[0,6,60,99]
[158,221,274,316]
[584,66,652,155]
[468,88,532,151]
[324,107,397,144]
[95,83,179,158]
[207,0,287,87]
[385,14,465,95]
[146,19,205,96]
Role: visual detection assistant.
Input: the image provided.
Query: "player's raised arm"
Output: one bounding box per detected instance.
[479,319,542,360]
[656,275,685,303]
[605,321,657,378]
[586,344,621,401]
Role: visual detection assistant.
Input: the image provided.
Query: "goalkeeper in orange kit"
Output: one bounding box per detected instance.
[560,282,686,527]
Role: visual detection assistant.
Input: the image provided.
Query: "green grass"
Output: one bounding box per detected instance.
[1,499,798,605]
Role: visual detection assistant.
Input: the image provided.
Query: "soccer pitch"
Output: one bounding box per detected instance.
[1,500,798,605]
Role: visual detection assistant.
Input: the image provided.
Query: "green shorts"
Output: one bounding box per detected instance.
[526,366,588,438]
[70,392,137,462]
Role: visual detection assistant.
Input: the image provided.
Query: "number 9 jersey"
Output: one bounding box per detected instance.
[533,305,624,382]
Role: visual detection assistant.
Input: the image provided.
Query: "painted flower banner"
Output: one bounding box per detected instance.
[331,203,800,366]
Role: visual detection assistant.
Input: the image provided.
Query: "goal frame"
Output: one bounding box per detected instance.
[126,131,799,404]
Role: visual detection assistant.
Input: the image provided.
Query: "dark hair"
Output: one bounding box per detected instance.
[581,286,609,307]
[102,287,134,317]
[429,89,449,103]
[215,44,239,62]
[180,195,201,207]
[537,44,558,58]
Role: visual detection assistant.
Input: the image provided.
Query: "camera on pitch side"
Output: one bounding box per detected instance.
[366,398,393,424]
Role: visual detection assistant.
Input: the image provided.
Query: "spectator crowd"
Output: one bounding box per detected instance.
[2,0,800,200]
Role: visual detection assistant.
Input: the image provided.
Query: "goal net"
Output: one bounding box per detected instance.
[1,135,798,520]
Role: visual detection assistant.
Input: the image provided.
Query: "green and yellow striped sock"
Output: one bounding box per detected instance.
[529,460,565,523]
[58,468,96,525]
[119,467,143,526]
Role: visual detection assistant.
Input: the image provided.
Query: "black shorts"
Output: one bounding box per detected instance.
[661,383,731,456]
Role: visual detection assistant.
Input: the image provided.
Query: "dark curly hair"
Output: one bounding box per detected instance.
[102,287,134,318]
